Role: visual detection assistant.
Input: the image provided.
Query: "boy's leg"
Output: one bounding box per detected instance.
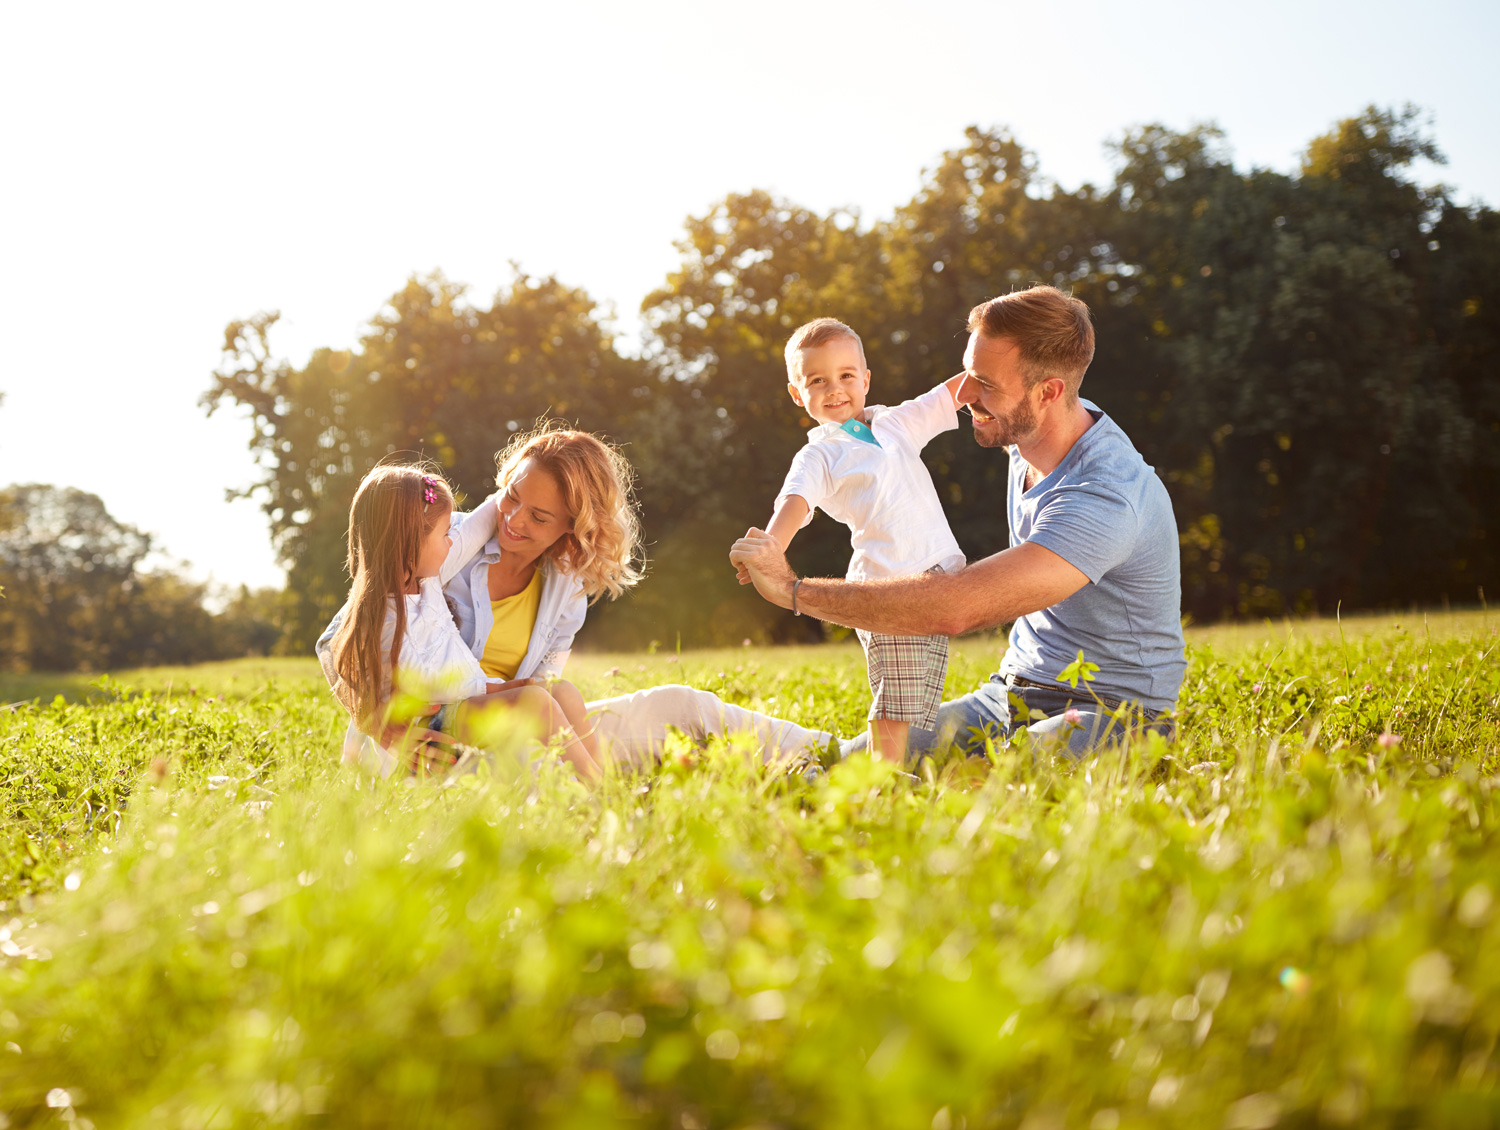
[861,631,948,765]
[869,718,910,763]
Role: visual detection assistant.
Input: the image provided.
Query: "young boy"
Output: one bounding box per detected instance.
[757,317,966,763]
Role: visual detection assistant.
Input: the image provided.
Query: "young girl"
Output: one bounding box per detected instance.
[324,462,601,781]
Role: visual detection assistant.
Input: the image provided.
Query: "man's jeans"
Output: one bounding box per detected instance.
[847,673,1174,761]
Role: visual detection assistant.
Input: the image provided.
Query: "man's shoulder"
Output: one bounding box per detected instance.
[1051,407,1177,532]
[1062,408,1153,484]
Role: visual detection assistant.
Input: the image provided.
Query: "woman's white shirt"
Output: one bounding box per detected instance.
[445,538,587,682]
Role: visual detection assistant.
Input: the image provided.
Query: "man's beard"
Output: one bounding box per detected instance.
[970,397,1038,448]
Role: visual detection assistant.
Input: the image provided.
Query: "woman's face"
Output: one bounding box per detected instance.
[496,458,571,563]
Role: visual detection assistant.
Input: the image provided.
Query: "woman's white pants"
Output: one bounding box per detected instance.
[584,684,832,766]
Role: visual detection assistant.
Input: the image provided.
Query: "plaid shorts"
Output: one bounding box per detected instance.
[856,629,949,729]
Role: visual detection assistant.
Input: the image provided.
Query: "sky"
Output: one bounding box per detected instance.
[2,0,1497,596]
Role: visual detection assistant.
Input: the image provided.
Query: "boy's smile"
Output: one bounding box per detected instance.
[788,336,871,427]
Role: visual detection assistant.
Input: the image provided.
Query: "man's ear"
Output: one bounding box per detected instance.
[787,382,804,407]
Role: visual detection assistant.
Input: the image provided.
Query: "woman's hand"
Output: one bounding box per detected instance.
[484,678,537,694]
[404,727,461,775]
[377,708,440,751]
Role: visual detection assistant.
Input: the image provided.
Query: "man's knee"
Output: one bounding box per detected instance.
[1025,709,1171,760]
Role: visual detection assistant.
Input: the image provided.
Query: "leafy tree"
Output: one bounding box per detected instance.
[0,485,246,672]
[1101,107,1496,614]
[875,126,1126,559]
[0,485,153,671]
[203,271,658,652]
[212,585,286,658]
[205,108,1497,648]
[636,191,893,642]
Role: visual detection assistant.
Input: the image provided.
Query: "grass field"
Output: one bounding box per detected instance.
[0,611,1497,1128]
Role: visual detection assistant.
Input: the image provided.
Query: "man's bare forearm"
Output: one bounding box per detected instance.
[793,572,974,635]
[794,543,1091,637]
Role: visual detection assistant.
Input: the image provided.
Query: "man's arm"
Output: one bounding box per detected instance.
[728,529,1089,636]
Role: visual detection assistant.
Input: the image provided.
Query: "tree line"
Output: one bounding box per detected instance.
[0,484,280,673]
[8,105,1496,670]
[204,105,1499,654]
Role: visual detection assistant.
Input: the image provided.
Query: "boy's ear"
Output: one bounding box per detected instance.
[787,382,804,407]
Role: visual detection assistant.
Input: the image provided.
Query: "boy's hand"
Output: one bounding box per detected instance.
[729,528,797,609]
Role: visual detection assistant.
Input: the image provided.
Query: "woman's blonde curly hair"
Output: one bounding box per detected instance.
[494,422,645,602]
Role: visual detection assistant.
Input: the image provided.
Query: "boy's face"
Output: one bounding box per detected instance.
[787,336,870,426]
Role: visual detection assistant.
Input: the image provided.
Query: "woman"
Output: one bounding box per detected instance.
[317,422,833,775]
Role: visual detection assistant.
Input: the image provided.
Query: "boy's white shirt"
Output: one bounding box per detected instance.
[315,495,588,776]
[775,382,966,581]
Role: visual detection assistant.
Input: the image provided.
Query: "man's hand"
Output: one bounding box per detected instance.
[729,527,798,609]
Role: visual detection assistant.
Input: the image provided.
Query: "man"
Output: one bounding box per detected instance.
[729,285,1185,758]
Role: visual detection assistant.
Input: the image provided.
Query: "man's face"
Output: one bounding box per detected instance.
[787,336,870,426]
[955,332,1039,448]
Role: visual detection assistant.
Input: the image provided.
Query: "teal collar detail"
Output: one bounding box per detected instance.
[839,418,880,447]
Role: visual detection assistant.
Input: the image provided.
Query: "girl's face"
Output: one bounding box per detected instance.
[414,506,453,580]
[497,458,571,563]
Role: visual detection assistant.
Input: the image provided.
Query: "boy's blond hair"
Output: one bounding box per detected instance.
[783,318,867,381]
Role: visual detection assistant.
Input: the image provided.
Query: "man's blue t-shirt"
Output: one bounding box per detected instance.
[1000,401,1186,712]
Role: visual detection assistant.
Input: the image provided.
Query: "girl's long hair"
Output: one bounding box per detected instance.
[329,462,454,728]
[494,423,645,602]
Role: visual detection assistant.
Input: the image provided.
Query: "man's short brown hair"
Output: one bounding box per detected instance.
[784,317,867,380]
[967,286,1095,399]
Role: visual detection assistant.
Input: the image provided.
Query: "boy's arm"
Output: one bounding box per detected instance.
[737,495,809,584]
[767,495,810,551]
[880,377,963,449]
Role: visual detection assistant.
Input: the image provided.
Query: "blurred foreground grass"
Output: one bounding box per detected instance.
[0,610,1496,1128]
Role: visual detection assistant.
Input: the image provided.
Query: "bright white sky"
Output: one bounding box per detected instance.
[2,0,1497,594]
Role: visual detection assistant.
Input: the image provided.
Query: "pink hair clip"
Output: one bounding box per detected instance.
[421,475,439,506]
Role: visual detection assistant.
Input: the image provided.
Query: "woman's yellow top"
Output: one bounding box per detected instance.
[479,568,544,681]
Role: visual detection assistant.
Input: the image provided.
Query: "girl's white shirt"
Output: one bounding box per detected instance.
[315,495,590,776]
[317,498,496,775]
